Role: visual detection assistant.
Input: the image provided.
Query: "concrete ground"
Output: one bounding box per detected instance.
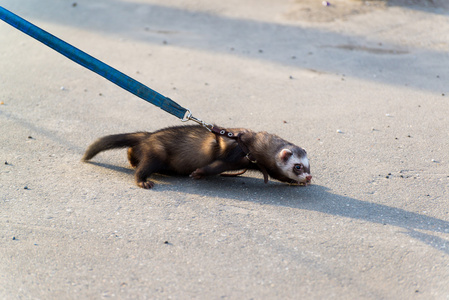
[1,0,448,299]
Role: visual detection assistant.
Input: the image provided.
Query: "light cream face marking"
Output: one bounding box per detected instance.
[277,149,311,183]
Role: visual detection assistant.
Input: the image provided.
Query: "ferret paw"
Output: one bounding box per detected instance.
[190,169,205,179]
[137,180,155,189]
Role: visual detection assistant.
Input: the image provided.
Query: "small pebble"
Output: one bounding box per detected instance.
[24,186,29,190]
[322,1,330,6]
[431,159,437,162]
[336,129,343,133]
[385,113,392,117]
[0,101,4,105]
[4,161,8,165]
[60,86,65,91]
[28,136,33,139]
[72,2,77,7]
[12,236,16,240]
[289,75,294,79]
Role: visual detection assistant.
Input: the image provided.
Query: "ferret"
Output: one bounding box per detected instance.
[82,125,311,189]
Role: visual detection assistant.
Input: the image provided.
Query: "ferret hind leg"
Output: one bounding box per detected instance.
[127,147,139,168]
[134,158,164,189]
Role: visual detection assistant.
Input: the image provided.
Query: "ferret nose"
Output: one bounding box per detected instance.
[306,175,312,182]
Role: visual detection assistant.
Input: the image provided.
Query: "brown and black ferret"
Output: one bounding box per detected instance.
[82,125,311,189]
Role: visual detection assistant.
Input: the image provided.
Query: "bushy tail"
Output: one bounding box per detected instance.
[82,132,148,161]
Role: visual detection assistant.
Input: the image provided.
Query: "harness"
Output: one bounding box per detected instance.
[208,126,269,184]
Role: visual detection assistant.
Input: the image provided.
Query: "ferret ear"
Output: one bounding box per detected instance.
[279,149,293,163]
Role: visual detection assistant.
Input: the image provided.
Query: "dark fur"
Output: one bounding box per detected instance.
[82,125,310,189]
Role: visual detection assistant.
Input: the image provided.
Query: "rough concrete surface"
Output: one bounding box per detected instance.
[1,0,448,299]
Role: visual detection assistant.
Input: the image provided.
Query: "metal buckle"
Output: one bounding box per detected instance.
[181,108,213,132]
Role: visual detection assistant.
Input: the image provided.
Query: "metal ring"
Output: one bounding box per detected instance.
[181,109,192,122]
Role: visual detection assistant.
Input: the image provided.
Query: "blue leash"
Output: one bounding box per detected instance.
[0,6,200,122]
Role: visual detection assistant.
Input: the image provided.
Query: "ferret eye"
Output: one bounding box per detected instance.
[294,164,303,172]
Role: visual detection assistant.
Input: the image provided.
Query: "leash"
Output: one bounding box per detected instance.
[0,6,207,125]
[0,6,268,178]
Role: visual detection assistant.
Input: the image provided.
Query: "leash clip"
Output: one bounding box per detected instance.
[182,109,213,132]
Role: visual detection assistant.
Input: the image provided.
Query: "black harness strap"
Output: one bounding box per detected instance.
[211,126,269,184]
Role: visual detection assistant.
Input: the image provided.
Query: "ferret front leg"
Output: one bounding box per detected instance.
[190,159,248,179]
[134,158,163,189]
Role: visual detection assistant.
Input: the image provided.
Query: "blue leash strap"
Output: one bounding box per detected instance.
[0,6,188,120]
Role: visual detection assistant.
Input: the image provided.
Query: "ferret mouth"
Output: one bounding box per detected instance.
[289,176,312,186]
[289,180,310,186]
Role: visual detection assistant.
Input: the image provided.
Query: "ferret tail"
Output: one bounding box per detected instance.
[82,132,148,161]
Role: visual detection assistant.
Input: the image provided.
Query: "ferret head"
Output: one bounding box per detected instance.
[276,147,312,185]
[238,130,312,185]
